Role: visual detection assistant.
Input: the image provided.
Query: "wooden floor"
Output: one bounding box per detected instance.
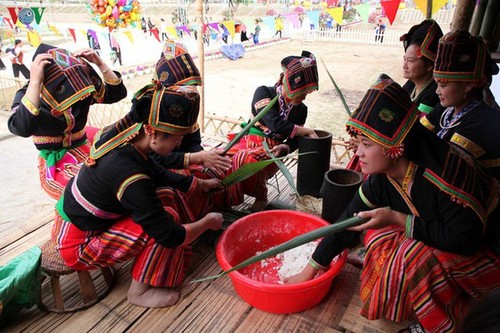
[0,149,413,333]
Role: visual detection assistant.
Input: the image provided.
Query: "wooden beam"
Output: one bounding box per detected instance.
[451,0,475,31]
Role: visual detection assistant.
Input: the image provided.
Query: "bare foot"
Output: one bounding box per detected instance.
[249,199,268,212]
[127,279,180,308]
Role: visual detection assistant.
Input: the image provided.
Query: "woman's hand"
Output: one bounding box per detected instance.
[270,144,290,157]
[204,212,224,231]
[73,48,105,68]
[192,149,231,172]
[29,53,52,85]
[197,178,223,192]
[296,127,318,138]
[348,207,407,232]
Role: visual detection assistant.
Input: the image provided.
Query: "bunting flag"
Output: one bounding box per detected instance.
[48,24,63,37]
[87,29,99,47]
[208,22,220,32]
[100,31,109,45]
[222,20,235,38]
[326,0,338,7]
[261,16,275,31]
[381,0,401,25]
[353,3,371,24]
[68,28,76,43]
[306,10,320,29]
[414,0,448,16]
[326,7,343,25]
[79,29,87,41]
[241,18,255,32]
[283,13,300,29]
[151,27,161,42]
[123,30,134,44]
[3,16,14,29]
[2,29,14,40]
[166,26,178,38]
[27,30,42,47]
[178,25,191,37]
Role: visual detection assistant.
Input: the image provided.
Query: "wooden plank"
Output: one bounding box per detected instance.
[0,208,53,251]
[0,222,52,265]
[339,278,415,333]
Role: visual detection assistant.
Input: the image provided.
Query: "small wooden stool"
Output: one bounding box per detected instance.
[38,239,116,313]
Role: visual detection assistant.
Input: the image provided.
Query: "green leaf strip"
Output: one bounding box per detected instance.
[189,215,367,283]
[222,95,279,154]
[321,58,351,117]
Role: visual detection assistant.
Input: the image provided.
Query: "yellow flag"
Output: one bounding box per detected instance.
[27,31,42,47]
[80,29,87,40]
[222,20,235,38]
[123,30,134,44]
[326,7,343,25]
[166,26,178,38]
[414,0,448,16]
[48,24,63,37]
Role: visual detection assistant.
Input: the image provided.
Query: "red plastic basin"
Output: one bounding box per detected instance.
[216,210,347,314]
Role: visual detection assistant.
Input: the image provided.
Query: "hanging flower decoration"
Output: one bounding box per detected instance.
[87,0,141,31]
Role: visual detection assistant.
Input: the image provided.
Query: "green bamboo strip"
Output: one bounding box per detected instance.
[189,215,368,283]
[262,141,299,196]
[321,58,351,117]
[222,95,279,154]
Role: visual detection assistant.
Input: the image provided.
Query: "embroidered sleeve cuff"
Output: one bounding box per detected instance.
[419,116,435,132]
[289,125,299,138]
[405,214,415,238]
[103,76,123,85]
[417,103,434,114]
[309,258,327,271]
[181,224,191,246]
[183,153,190,169]
[21,96,39,116]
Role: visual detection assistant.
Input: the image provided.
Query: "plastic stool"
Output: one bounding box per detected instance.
[38,239,116,313]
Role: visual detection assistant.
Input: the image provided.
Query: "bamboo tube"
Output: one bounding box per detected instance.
[469,0,489,36]
[451,0,475,31]
[479,0,500,44]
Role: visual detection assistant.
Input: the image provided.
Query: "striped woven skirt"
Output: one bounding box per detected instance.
[360,226,500,333]
[52,188,200,287]
[38,127,100,200]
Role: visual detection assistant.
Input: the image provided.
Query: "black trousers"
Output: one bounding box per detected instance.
[13,63,30,79]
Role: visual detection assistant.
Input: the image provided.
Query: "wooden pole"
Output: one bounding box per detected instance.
[479,0,500,44]
[450,0,475,31]
[469,0,489,36]
[426,0,433,19]
[196,0,205,132]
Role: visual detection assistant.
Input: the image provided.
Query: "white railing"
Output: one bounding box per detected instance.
[289,28,401,46]
[399,9,454,27]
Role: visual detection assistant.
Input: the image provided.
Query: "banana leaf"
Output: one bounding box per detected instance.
[321,58,351,117]
[189,215,368,283]
[262,141,299,196]
[222,95,279,154]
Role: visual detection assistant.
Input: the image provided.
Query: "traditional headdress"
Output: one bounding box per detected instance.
[400,19,443,62]
[155,40,202,87]
[433,30,499,82]
[346,74,419,159]
[88,85,200,163]
[434,31,499,108]
[279,50,319,100]
[34,44,103,112]
[347,74,498,226]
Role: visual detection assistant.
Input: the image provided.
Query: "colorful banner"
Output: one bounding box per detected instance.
[381,0,401,25]
[222,20,235,37]
[166,26,178,39]
[27,30,42,47]
[353,3,371,24]
[283,13,300,29]
[123,30,134,44]
[326,7,343,25]
[262,16,275,31]
[48,24,63,37]
[414,0,448,16]
[306,10,320,29]
[68,28,76,43]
